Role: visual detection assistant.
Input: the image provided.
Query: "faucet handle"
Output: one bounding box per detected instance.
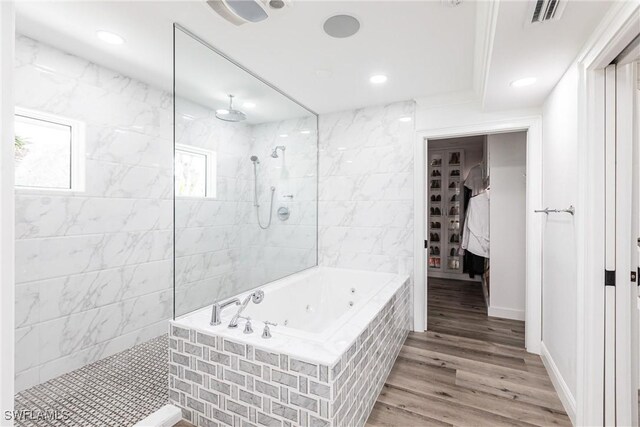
[240,316,253,334]
[262,321,277,339]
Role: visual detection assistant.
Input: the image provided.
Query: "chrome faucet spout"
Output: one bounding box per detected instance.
[210,298,240,326]
[228,290,265,328]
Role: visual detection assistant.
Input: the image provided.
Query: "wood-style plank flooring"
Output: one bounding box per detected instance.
[366,278,570,426]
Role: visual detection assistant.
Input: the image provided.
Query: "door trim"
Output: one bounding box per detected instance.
[413,116,543,356]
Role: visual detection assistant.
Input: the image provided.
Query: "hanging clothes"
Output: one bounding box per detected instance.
[464,163,484,196]
[461,191,490,258]
[461,186,482,278]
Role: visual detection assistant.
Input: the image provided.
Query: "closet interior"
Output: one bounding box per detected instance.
[426,132,527,335]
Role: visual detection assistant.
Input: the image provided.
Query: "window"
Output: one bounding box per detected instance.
[14,108,85,191]
[175,144,216,198]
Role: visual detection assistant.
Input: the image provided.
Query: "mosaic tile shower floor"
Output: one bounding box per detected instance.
[14,335,169,427]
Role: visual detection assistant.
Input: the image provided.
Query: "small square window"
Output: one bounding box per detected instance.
[175,144,216,198]
[14,108,85,192]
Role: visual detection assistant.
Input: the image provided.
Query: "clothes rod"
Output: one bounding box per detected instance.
[534,205,575,216]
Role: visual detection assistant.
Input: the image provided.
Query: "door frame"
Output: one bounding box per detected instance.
[576,2,639,425]
[413,116,543,356]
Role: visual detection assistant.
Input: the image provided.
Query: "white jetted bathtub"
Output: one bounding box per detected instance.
[169,267,411,427]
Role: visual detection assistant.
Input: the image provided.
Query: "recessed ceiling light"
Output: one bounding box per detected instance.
[300,130,311,134]
[96,30,125,45]
[510,77,537,87]
[243,102,256,109]
[323,14,361,38]
[399,117,412,122]
[279,134,288,138]
[216,109,229,115]
[337,147,347,151]
[346,160,353,163]
[370,74,388,84]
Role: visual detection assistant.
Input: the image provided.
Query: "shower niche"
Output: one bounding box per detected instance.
[173,25,318,318]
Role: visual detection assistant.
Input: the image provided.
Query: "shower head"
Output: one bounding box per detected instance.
[271,145,286,158]
[250,155,259,164]
[216,95,247,122]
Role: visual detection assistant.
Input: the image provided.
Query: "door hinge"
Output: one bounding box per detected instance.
[424,240,428,249]
[605,269,616,286]
[632,270,637,283]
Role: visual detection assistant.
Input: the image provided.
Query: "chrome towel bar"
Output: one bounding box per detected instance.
[534,205,575,216]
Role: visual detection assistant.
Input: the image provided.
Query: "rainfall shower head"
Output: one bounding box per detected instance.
[216,95,247,122]
[250,155,259,164]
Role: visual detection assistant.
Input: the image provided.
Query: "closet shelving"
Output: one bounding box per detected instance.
[428,149,464,274]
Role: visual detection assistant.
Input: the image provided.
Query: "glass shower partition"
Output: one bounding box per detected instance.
[173,25,318,318]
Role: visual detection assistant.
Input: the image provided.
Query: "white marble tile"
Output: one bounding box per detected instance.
[16,196,172,238]
[15,229,172,283]
[38,289,172,364]
[15,326,39,372]
[14,35,176,387]
[318,101,415,276]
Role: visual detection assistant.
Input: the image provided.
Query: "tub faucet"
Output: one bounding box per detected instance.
[229,290,265,328]
[210,298,240,326]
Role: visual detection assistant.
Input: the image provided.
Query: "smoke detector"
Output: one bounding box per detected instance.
[206,0,291,26]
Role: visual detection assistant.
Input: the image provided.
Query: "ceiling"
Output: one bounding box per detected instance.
[15,0,616,119]
[482,0,612,110]
[174,26,313,124]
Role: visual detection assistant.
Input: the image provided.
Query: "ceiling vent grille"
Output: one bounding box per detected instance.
[529,0,567,24]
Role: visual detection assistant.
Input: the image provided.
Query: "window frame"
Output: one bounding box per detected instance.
[174,143,216,199]
[14,107,86,193]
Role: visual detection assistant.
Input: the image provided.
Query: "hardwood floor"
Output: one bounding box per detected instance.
[366,278,570,427]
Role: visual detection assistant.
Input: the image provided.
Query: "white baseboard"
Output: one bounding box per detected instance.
[540,342,576,425]
[487,306,525,321]
[133,404,182,427]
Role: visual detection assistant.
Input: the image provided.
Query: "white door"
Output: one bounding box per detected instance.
[604,43,640,426]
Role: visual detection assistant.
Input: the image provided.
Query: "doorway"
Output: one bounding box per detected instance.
[425,132,527,347]
[413,118,543,355]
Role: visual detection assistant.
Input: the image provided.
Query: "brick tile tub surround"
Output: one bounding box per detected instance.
[168,279,410,427]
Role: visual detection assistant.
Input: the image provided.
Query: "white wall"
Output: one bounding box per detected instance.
[0,1,15,421]
[318,101,415,276]
[488,132,526,320]
[541,63,579,403]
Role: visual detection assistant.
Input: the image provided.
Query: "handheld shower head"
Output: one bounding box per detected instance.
[250,155,259,164]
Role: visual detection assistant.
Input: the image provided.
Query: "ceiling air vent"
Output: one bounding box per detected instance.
[529,0,567,24]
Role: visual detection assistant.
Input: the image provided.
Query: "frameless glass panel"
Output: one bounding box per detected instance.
[173,26,318,318]
[15,114,72,189]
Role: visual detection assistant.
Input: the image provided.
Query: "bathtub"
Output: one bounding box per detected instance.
[169,267,411,427]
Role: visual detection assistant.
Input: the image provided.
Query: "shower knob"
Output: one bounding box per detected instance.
[277,207,290,221]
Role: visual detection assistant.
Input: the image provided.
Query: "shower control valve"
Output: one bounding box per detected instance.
[262,321,277,339]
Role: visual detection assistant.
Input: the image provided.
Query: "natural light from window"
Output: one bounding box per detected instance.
[175,145,216,198]
[15,114,73,189]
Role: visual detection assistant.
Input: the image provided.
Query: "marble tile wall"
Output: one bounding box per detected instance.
[243,117,318,288]
[174,108,319,316]
[14,35,174,392]
[318,101,416,276]
[168,279,410,427]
